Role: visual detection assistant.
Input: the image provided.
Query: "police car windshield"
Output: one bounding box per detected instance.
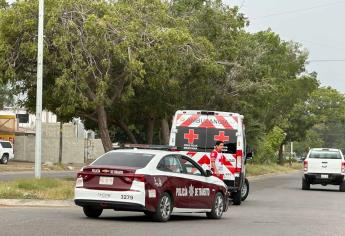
[92,152,154,168]
[175,127,237,154]
[309,150,342,159]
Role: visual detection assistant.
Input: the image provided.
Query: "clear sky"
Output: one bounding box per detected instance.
[226,0,345,93]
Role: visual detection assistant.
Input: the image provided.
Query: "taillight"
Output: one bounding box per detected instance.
[304,160,308,172]
[341,162,345,173]
[123,174,145,183]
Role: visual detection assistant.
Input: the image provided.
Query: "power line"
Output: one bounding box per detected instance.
[253,1,345,19]
[309,59,345,62]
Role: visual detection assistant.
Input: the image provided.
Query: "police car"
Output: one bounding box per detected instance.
[74,149,229,222]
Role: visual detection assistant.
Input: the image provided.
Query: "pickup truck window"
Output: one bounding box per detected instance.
[309,150,342,159]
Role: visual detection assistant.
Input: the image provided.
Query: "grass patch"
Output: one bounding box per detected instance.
[0,178,75,200]
[246,163,302,177]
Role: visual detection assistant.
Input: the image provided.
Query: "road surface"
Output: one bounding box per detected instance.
[0,171,344,236]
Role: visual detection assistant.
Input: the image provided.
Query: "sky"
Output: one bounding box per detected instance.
[226,0,345,93]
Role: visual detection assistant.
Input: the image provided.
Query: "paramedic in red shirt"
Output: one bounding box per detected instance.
[210,141,224,180]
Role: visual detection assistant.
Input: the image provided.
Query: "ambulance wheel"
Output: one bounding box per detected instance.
[241,178,249,201]
[153,192,172,222]
[232,190,242,205]
[83,207,103,218]
[207,192,224,219]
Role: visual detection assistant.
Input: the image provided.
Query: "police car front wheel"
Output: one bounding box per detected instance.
[207,192,224,219]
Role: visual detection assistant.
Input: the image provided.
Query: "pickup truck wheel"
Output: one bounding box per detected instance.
[302,177,310,190]
[339,182,345,192]
[0,154,8,164]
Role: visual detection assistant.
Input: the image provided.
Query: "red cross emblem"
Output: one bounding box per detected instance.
[214,131,229,142]
[184,129,199,144]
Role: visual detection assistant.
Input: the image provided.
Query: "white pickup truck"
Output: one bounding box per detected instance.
[302,148,345,191]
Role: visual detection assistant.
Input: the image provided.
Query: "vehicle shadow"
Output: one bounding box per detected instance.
[88,213,220,222]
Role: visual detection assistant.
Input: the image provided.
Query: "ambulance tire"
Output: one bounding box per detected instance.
[206,192,224,219]
[339,181,345,192]
[232,190,242,205]
[152,192,172,222]
[83,206,103,218]
[241,178,249,201]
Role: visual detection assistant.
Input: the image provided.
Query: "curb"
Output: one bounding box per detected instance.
[0,199,75,207]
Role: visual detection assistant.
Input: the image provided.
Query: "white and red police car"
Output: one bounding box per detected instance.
[74,149,229,222]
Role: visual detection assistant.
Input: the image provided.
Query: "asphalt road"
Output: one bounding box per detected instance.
[0,171,76,181]
[1,171,344,236]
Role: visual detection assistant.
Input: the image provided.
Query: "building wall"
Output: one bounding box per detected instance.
[14,123,105,164]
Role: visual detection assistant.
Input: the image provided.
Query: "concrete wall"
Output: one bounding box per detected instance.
[14,123,105,164]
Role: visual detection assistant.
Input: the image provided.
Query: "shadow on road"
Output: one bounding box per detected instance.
[81,214,224,222]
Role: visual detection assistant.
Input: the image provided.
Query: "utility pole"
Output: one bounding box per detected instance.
[35,0,45,179]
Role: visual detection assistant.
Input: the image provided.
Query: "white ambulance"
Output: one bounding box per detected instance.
[169,110,252,205]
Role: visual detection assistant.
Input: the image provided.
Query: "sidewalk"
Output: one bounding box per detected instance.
[0,199,75,207]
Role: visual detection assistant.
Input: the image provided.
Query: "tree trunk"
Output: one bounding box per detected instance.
[117,119,138,144]
[97,105,113,152]
[160,118,170,145]
[278,143,284,165]
[146,116,155,144]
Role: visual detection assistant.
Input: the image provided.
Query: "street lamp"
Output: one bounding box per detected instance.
[35,0,44,179]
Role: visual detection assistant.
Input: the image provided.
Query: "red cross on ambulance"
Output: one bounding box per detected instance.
[184,129,199,144]
[214,131,230,142]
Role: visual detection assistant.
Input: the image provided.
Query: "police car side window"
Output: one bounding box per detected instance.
[157,155,183,173]
[179,156,202,176]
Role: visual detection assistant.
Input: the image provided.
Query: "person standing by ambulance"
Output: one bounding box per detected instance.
[210,141,225,180]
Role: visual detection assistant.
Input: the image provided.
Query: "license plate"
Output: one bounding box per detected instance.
[99,176,114,185]
[321,174,328,179]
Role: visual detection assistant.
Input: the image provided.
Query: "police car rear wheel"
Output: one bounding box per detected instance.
[83,206,103,218]
[153,192,172,222]
[207,192,224,219]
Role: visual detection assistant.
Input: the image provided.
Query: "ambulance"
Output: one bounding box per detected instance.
[169,110,252,205]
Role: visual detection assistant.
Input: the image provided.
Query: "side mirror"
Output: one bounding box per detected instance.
[246,151,254,161]
[205,169,213,177]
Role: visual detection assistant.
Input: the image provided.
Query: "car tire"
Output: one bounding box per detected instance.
[302,177,310,190]
[206,192,225,219]
[0,154,8,165]
[152,192,172,222]
[83,207,103,218]
[339,181,345,192]
[232,190,242,205]
[241,178,249,201]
